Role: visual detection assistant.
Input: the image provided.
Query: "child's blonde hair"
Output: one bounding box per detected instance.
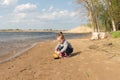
[57,32,64,40]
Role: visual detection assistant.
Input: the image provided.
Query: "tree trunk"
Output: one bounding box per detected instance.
[89,9,95,31]
[107,0,117,31]
[86,0,95,32]
[111,18,116,31]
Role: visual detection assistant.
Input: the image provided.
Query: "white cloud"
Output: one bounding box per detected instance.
[1,0,9,6]
[39,6,81,20]
[0,0,18,6]
[0,16,3,18]
[14,3,37,13]
[38,13,55,20]
[12,3,33,23]
[11,3,37,23]
[70,11,80,17]
[48,6,54,11]
[38,11,68,20]
[10,13,26,23]
[41,6,56,12]
[39,6,80,20]
[15,13,26,18]
[1,5,80,24]
[0,1,87,30]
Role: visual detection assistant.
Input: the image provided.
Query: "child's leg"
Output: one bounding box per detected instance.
[57,52,66,57]
[64,53,67,57]
[66,48,73,56]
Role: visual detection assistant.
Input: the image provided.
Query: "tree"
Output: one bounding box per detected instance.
[77,0,120,32]
[77,0,95,31]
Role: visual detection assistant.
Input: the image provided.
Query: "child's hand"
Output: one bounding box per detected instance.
[55,51,62,57]
[57,51,60,54]
[55,50,59,54]
[55,50,58,53]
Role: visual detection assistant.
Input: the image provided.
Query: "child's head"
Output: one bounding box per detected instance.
[58,32,62,36]
[57,32,64,39]
[57,32,65,43]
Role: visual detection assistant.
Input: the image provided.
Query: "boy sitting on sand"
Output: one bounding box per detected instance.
[55,32,73,57]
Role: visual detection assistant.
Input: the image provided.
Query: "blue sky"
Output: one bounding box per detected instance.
[0,0,88,30]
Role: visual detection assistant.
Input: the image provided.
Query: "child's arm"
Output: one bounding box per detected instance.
[60,41,68,53]
[55,44,60,52]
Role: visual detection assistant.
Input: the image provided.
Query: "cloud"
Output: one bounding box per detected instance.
[48,6,54,11]
[0,16,3,18]
[14,3,37,13]
[0,0,18,6]
[70,11,80,17]
[0,12,28,24]
[39,6,80,20]
[0,1,88,30]
[38,14,55,20]
[11,3,37,23]
[42,6,57,12]
[1,0,9,6]
[15,13,26,18]
[38,10,69,20]
[9,12,26,23]
[1,5,81,25]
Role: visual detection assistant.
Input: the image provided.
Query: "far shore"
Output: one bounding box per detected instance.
[0,29,65,33]
[0,26,93,33]
[0,29,92,34]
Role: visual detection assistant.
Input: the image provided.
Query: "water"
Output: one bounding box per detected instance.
[0,32,89,63]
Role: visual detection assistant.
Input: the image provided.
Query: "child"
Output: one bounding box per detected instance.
[55,32,73,57]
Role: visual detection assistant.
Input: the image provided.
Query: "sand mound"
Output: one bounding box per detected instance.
[66,26,92,33]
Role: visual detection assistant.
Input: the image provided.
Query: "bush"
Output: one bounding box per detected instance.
[110,31,120,38]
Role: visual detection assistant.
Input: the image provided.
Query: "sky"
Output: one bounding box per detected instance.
[0,0,88,30]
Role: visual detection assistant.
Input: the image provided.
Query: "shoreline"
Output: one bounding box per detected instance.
[0,38,57,64]
[0,37,84,64]
[0,35,91,64]
[0,42,37,64]
[0,38,120,80]
[0,32,91,64]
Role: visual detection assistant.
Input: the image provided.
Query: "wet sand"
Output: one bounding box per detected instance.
[0,38,120,80]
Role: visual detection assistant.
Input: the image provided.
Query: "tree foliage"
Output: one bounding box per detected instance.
[77,0,120,32]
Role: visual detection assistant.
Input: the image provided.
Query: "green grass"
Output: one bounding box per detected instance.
[110,31,120,38]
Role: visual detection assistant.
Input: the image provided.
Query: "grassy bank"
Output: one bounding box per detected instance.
[110,31,120,38]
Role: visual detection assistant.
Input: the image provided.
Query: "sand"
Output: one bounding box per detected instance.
[64,26,92,33]
[0,38,120,80]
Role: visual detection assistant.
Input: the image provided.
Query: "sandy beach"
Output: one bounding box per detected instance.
[0,38,120,80]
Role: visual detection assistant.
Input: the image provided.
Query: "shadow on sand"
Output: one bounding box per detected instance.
[69,51,82,57]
